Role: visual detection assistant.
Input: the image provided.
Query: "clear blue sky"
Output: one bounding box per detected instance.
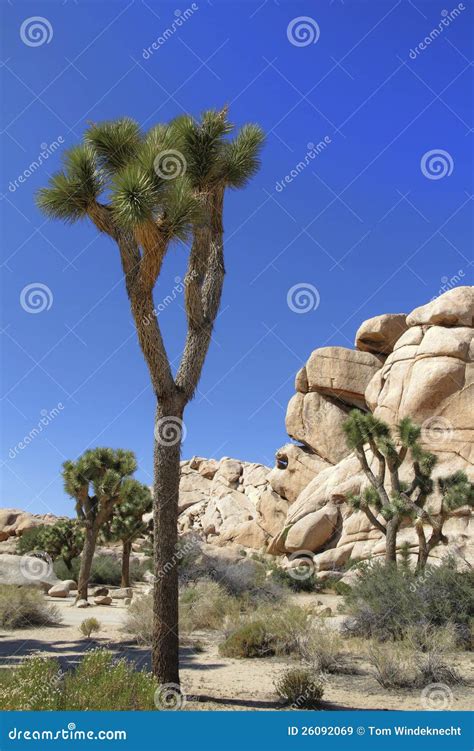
[1,0,472,516]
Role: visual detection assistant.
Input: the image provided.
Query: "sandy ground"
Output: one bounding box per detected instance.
[1,591,472,711]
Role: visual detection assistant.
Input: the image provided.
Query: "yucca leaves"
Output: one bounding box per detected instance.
[37,109,265,246]
[85,118,142,173]
[221,124,265,188]
[111,165,158,229]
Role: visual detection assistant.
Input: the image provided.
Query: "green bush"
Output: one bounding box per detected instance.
[267,564,319,593]
[0,650,159,710]
[16,526,49,556]
[343,558,473,641]
[80,617,101,638]
[219,604,309,658]
[219,620,274,658]
[275,668,324,708]
[0,585,61,629]
[54,554,150,586]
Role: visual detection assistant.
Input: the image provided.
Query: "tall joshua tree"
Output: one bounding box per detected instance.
[343,411,473,569]
[102,479,152,587]
[63,448,137,600]
[37,109,264,685]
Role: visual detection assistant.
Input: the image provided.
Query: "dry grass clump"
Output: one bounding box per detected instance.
[275,668,325,708]
[0,585,61,629]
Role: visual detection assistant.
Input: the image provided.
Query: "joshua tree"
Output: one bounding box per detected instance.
[101,479,152,587]
[343,411,473,569]
[37,109,264,685]
[17,519,84,572]
[62,448,137,600]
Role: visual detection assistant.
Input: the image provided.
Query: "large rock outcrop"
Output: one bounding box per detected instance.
[269,287,473,567]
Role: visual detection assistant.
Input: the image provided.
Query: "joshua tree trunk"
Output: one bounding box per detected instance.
[121,539,132,588]
[151,400,183,686]
[76,523,98,601]
[385,516,400,565]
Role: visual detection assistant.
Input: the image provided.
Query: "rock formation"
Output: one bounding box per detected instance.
[269,286,473,569]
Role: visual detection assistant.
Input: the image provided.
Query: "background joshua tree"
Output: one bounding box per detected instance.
[17,519,84,573]
[343,411,473,569]
[63,448,137,600]
[37,109,264,685]
[101,479,152,587]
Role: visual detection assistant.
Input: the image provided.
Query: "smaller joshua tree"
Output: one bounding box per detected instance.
[101,479,152,587]
[343,411,473,569]
[63,448,137,600]
[17,519,84,572]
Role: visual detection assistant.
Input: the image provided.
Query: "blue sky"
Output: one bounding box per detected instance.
[1,0,472,517]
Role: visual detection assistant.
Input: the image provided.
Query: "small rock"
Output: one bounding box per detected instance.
[124,597,132,606]
[76,599,90,608]
[94,595,112,605]
[319,606,332,617]
[111,587,133,600]
[48,582,71,598]
[93,586,109,597]
[62,579,77,591]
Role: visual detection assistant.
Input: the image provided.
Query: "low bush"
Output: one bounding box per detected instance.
[54,555,150,586]
[367,643,414,688]
[0,650,159,711]
[123,594,153,644]
[219,604,309,658]
[80,617,101,638]
[180,580,240,633]
[275,668,324,708]
[0,585,61,629]
[296,621,345,673]
[266,564,319,593]
[343,558,473,642]
[219,620,274,658]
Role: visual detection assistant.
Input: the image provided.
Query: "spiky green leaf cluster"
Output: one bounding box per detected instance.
[62,448,137,516]
[102,479,152,543]
[438,471,474,511]
[85,118,142,173]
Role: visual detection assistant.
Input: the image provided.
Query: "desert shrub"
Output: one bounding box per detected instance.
[343,558,473,641]
[296,621,345,673]
[266,563,319,593]
[54,554,149,585]
[80,617,101,638]
[368,625,463,690]
[275,668,324,708]
[368,643,414,688]
[219,620,274,658]
[0,650,158,711]
[0,656,62,710]
[0,585,61,629]
[333,581,352,597]
[62,649,158,710]
[219,604,309,658]
[180,580,240,633]
[123,594,153,643]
